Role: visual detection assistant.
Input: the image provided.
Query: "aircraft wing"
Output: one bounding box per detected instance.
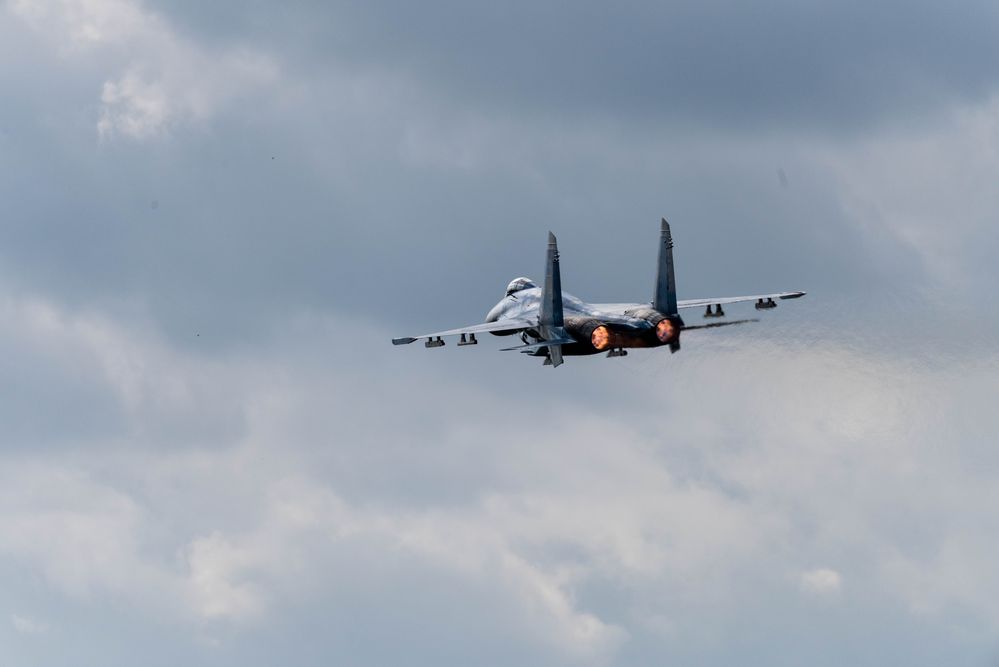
[392,318,537,345]
[590,291,805,314]
[676,291,806,309]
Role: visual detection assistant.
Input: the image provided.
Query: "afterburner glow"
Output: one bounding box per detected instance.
[591,325,611,350]
[656,318,676,343]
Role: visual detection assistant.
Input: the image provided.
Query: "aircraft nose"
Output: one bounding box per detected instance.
[485,301,506,322]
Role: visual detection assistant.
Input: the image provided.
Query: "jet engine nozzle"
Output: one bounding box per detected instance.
[590,324,611,351]
[565,317,635,352]
[655,318,677,344]
[624,307,684,346]
[566,315,673,352]
[564,317,612,351]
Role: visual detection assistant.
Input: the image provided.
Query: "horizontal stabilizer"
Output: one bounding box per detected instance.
[500,337,576,353]
[682,318,758,331]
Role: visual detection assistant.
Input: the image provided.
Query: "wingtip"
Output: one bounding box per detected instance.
[661,217,670,231]
[548,230,557,244]
[392,337,417,345]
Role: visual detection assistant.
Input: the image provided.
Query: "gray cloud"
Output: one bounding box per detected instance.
[1,297,997,665]
[3,0,999,664]
[154,0,999,133]
[4,0,986,346]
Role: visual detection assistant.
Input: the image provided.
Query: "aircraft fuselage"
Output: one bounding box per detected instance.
[486,287,677,356]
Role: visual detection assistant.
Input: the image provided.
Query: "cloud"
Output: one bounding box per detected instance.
[97,71,173,139]
[3,1,999,664]
[1,282,998,663]
[799,568,843,595]
[0,0,982,337]
[184,532,266,620]
[10,613,47,635]
[8,0,277,138]
[199,0,999,134]
[820,94,999,303]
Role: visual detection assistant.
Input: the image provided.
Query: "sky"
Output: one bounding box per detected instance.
[2,0,999,664]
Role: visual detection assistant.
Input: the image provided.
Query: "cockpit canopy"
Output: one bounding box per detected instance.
[505,277,537,297]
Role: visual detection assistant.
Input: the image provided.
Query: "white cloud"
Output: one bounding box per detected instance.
[7,0,278,138]
[97,69,172,139]
[0,291,627,656]
[185,532,266,620]
[0,464,177,605]
[10,613,47,635]
[1,284,998,661]
[820,95,999,299]
[8,0,147,45]
[799,568,842,595]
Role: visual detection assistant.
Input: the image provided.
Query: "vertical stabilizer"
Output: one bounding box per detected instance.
[539,231,565,367]
[653,218,678,315]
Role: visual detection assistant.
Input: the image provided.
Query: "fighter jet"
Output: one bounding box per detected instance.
[392,219,805,367]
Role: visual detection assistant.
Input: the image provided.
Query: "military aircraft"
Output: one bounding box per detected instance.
[392,219,805,367]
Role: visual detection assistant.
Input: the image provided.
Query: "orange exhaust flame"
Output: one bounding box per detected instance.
[591,325,611,351]
[656,318,676,343]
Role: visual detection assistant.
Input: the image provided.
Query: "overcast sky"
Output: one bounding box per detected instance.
[2,1,999,665]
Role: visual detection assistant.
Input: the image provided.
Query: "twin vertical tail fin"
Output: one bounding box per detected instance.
[539,231,566,367]
[654,218,684,353]
[653,218,679,316]
[537,221,677,366]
